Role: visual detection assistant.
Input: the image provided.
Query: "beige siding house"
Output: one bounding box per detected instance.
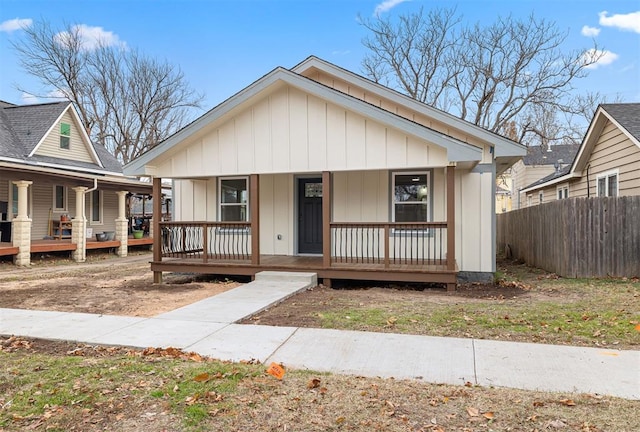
[0,100,152,265]
[521,103,640,204]
[124,56,526,289]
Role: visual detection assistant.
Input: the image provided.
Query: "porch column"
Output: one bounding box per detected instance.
[152,177,162,283]
[446,164,456,291]
[322,171,331,273]
[71,186,88,263]
[250,174,260,265]
[11,180,32,266]
[115,191,128,257]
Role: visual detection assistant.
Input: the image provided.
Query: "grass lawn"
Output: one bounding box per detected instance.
[1,338,638,432]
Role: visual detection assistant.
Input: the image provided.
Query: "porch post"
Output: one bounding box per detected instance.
[446,164,456,280]
[71,186,88,263]
[11,180,32,266]
[115,191,128,257]
[322,171,331,272]
[250,174,260,265]
[152,177,162,283]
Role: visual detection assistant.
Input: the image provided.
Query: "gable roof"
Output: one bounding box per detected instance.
[0,101,124,175]
[291,56,526,162]
[522,144,579,166]
[521,103,640,193]
[125,64,492,176]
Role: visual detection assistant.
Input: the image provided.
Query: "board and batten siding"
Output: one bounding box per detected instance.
[173,168,494,273]
[33,110,96,164]
[154,85,450,178]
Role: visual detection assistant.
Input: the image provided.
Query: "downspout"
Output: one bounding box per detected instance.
[586,165,591,198]
[82,178,98,220]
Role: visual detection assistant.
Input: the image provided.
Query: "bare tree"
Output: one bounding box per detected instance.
[12,21,203,163]
[360,8,605,145]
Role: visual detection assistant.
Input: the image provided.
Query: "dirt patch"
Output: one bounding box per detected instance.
[0,253,240,317]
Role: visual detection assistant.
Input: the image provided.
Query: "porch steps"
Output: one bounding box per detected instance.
[153,271,317,324]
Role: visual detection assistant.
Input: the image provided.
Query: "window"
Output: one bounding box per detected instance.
[53,185,67,211]
[392,172,429,222]
[219,177,248,221]
[596,170,618,197]
[90,190,102,224]
[538,191,544,205]
[557,184,569,200]
[60,123,71,149]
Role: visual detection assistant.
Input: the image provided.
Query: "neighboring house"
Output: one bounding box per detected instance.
[496,168,513,213]
[510,143,579,208]
[0,100,152,265]
[124,56,526,289]
[520,103,640,204]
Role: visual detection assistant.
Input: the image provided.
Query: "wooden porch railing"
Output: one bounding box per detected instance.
[160,221,252,262]
[330,222,448,267]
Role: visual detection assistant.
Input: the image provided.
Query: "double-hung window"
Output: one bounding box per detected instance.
[392,172,430,223]
[90,190,103,224]
[556,184,569,200]
[219,177,248,221]
[60,123,71,149]
[596,170,618,197]
[53,185,67,211]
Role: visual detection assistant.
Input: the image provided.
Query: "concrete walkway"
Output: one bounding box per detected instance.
[1,271,638,400]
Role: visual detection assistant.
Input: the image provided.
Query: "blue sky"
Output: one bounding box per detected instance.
[1,0,638,113]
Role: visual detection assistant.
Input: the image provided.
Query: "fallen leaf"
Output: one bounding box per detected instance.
[559,399,576,406]
[307,378,321,389]
[533,401,545,407]
[466,407,479,417]
[546,419,567,428]
[193,373,210,382]
[336,416,346,424]
[387,316,398,325]
[483,411,495,419]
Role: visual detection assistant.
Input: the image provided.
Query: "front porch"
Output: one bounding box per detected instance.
[0,236,154,258]
[150,168,458,290]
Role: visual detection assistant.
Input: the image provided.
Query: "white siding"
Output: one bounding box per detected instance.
[153,85,449,178]
[34,111,96,164]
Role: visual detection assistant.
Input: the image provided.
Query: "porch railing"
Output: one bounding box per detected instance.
[160,221,252,262]
[330,222,448,267]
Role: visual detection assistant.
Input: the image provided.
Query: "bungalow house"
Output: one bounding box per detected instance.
[0,100,153,265]
[520,103,640,203]
[124,56,526,290]
[510,143,579,208]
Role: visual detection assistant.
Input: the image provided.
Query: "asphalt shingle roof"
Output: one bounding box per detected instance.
[601,103,640,142]
[523,144,579,166]
[0,101,123,174]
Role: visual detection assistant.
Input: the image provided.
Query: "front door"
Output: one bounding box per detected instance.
[298,177,323,254]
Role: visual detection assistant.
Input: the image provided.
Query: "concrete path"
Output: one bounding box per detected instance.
[1,270,638,400]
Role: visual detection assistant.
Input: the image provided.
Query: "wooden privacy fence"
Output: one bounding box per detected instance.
[497,197,640,278]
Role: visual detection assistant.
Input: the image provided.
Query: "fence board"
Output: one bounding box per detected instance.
[497,197,640,278]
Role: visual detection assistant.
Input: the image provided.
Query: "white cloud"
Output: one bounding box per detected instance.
[21,92,39,104]
[598,10,640,33]
[374,0,410,16]
[583,48,619,69]
[55,24,125,51]
[0,18,32,33]
[581,25,600,37]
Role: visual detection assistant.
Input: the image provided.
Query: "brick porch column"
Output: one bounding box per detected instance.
[71,186,88,262]
[115,190,128,257]
[12,180,32,266]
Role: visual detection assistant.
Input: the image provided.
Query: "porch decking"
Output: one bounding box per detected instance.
[0,236,153,257]
[151,254,457,285]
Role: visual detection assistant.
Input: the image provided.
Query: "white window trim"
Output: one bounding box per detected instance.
[60,122,71,150]
[52,185,68,212]
[391,170,431,223]
[556,183,569,200]
[596,169,619,197]
[90,190,103,225]
[218,176,249,222]
[538,191,544,205]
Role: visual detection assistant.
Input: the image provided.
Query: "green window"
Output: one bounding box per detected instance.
[60,123,71,149]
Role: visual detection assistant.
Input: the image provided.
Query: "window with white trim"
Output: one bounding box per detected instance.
[53,185,67,211]
[392,172,430,222]
[596,170,618,197]
[557,184,569,200]
[60,123,71,149]
[90,190,103,224]
[219,177,248,221]
[538,191,544,205]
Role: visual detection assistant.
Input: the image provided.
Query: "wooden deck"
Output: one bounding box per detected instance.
[0,236,153,257]
[151,254,458,286]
